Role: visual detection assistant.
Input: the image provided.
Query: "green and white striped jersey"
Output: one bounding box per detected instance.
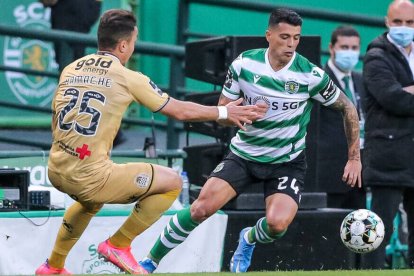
[222,48,340,164]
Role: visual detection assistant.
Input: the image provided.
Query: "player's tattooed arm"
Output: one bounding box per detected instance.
[328,91,362,187]
[329,92,360,161]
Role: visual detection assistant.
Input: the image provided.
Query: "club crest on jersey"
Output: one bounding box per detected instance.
[135,173,151,188]
[284,81,299,94]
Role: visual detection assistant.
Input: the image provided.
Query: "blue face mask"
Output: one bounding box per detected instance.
[334,50,360,72]
[389,26,414,47]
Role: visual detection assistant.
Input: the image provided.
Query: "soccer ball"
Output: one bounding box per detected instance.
[340,209,385,254]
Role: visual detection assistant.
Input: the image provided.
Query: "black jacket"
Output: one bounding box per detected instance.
[362,32,414,187]
[51,0,101,33]
[49,0,101,68]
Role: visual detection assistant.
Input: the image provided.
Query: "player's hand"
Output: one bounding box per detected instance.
[342,159,362,188]
[255,101,269,117]
[222,98,264,130]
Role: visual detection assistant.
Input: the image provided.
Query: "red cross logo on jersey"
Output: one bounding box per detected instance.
[75,144,91,160]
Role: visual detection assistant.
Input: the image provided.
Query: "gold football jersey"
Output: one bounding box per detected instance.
[48,52,169,184]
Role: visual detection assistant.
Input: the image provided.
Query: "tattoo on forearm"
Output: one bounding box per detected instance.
[329,93,361,161]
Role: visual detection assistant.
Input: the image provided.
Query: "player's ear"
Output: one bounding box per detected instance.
[265,29,271,43]
[119,40,127,53]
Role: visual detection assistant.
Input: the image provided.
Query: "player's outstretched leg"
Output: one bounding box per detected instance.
[35,202,102,275]
[139,207,200,273]
[97,239,148,274]
[35,259,72,275]
[98,188,180,274]
[230,227,256,273]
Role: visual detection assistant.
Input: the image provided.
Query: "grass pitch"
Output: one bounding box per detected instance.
[184,271,409,276]
[67,270,413,276]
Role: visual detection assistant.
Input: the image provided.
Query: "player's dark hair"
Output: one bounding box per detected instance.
[98,9,137,50]
[330,25,360,45]
[268,8,302,27]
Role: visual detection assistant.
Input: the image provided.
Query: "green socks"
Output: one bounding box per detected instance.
[148,207,199,263]
[247,217,287,244]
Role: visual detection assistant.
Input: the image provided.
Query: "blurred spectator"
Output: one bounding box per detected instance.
[361,0,414,269]
[313,25,366,209]
[40,0,102,69]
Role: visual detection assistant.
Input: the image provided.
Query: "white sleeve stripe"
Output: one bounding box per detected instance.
[222,90,240,100]
[224,86,238,94]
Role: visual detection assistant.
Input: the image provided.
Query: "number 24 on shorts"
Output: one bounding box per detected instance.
[277,176,299,194]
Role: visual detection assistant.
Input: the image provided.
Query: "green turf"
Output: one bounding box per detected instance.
[54,270,413,276]
[226,271,412,276]
[173,271,410,276]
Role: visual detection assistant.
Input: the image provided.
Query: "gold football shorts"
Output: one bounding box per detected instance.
[48,162,154,204]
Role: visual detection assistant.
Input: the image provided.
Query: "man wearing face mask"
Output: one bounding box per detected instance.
[361,0,414,269]
[310,25,366,209]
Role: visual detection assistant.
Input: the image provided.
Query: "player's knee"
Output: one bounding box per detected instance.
[190,200,215,222]
[266,216,290,234]
[165,168,182,192]
[81,202,103,215]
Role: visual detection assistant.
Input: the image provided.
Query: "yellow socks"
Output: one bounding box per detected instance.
[48,202,102,268]
[109,189,180,248]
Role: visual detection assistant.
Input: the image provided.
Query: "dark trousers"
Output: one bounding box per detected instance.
[327,188,366,209]
[361,186,414,269]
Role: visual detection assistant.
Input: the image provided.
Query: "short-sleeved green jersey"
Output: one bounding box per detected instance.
[48,52,169,184]
[222,48,340,164]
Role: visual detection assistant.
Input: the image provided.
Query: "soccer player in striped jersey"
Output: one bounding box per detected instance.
[139,8,362,273]
[34,9,262,275]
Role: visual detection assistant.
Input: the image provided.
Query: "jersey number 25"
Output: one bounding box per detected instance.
[58,88,106,136]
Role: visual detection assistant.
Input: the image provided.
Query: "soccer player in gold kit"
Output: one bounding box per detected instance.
[35,9,263,275]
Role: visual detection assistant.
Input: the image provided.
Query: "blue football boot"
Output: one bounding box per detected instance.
[230,227,256,273]
[138,258,157,274]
